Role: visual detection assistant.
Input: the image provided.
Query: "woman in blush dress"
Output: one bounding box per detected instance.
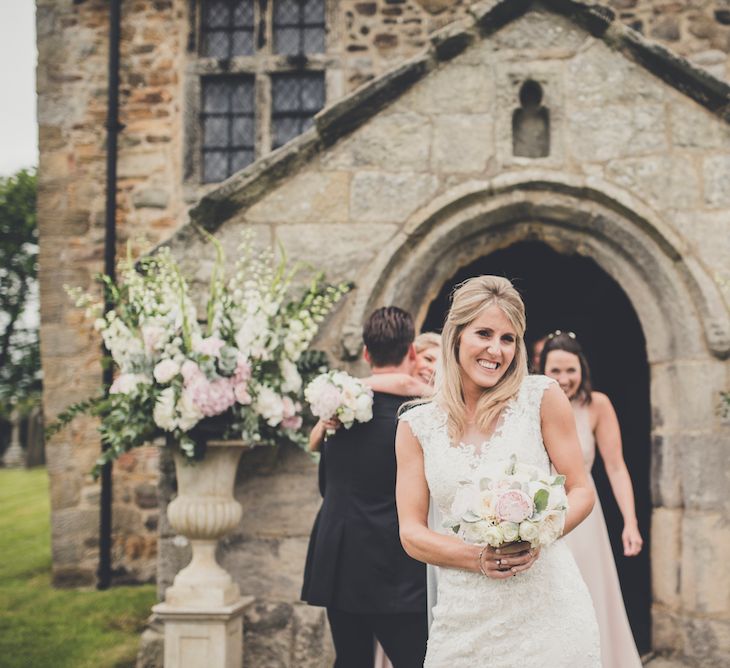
[395,276,600,667]
[540,331,643,668]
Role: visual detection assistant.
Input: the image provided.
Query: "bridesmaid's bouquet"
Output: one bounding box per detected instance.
[304,370,373,434]
[446,455,568,548]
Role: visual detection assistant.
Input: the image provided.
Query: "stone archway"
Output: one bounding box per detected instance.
[340,174,730,659]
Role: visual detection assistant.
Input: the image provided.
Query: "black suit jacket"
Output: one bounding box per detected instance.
[301,392,427,614]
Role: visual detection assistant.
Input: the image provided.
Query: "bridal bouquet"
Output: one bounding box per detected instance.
[50,231,350,474]
[446,455,568,549]
[304,370,373,433]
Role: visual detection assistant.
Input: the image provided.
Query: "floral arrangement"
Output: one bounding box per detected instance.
[50,232,350,475]
[304,370,373,434]
[446,455,568,548]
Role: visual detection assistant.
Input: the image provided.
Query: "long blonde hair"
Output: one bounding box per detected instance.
[414,331,442,353]
[436,275,528,441]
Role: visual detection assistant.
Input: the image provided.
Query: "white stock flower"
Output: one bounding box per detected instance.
[153,387,178,431]
[153,359,180,384]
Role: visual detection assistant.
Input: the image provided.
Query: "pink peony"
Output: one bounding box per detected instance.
[495,489,534,524]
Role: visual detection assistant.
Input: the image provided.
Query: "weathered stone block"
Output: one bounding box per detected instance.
[669,101,730,149]
[245,171,350,225]
[604,156,699,211]
[132,188,170,209]
[397,64,493,114]
[350,172,439,222]
[652,606,684,655]
[567,104,667,162]
[681,616,730,668]
[321,111,431,171]
[703,155,730,208]
[680,511,730,614]
[135,483,159,509]
[291,603,334,667]
[276,223,398,283]
[678,431,730,512]
[651,507,682,608]
[431,113,493,173]
[650,433,683,508]
[243,600,294,667]
[492,9,587,52]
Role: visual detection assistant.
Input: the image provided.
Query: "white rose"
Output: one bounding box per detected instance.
[538,510,565,547]
[548,484,568,510]
[338,406,355,428]
[153,359,180,384]
[499,521,520,543]
[153,387,178,431]
[481,524,505,547]
[518,520,540,546]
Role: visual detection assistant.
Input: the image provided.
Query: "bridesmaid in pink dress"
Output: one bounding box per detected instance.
[540,331,643,668]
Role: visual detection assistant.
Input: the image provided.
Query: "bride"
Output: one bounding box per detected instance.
[396,276,601,666]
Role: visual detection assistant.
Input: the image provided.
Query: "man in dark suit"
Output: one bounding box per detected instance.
[301,307,427,668]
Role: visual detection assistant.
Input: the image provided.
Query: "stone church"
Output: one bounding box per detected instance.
[37,0,730,665]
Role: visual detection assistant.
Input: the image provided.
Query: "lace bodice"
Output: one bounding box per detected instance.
[401,375,556,522]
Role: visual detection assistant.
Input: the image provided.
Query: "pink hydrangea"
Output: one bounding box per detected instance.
[186,376,236,417]
[495,489,534,523]
[233,382,252,405]
[280,396,302,431]
[181,360,203,383]
[233,353,251,384]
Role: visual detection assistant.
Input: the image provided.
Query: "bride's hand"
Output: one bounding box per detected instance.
[480,543,541,579]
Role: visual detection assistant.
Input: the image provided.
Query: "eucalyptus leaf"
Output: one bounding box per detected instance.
[552,474,566,486]
[534,488,549,513]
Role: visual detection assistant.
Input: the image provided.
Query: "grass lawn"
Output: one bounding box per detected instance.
[0,468,156,668]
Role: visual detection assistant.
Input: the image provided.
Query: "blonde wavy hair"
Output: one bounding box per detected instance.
[414,331,442,353]
[436,275,528,441]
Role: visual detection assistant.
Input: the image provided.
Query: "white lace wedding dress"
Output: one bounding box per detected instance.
[400,375,601,667]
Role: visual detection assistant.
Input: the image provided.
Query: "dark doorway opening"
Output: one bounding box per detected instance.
[422,240,652,654]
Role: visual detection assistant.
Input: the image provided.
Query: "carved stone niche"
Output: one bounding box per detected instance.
[414,0,458,14]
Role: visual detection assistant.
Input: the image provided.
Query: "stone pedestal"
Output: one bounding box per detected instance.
[152,598,253,668]
[156,441,254,668]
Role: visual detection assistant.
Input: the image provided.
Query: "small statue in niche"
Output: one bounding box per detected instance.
[512,80,550,158]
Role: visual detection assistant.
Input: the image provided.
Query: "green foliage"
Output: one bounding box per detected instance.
[0,468,155,668]
[0,168,40,417]
[533,488,549,514]
[720,391,730,419]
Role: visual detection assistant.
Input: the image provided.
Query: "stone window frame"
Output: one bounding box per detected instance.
[183,0,343,193]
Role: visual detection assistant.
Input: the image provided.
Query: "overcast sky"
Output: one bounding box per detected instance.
[0,3,37,177]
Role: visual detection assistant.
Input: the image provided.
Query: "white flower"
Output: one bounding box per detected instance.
[280,359,302,394]
[141,324,166,354]
[254,385,285,427]
[499,521,520,543]
[153,359,180,384]
[481,524,504,547]
[518,520,540,546]
[354,392,373,422]
[537,510,565,547]
[153,387,178,431]
[177,390,204,431]
[110,373,151,395]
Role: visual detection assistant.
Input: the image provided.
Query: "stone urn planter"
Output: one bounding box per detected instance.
[153,439,255,668]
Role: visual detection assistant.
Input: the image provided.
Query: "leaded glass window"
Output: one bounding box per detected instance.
[201,76,255,182]
[271,73,325,149]
[201,0,255,58]
[273,0,325,56]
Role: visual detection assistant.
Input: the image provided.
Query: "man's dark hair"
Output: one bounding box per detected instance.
[362,306,415,367]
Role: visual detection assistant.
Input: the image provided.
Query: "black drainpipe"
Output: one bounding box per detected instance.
[98,0,123,591]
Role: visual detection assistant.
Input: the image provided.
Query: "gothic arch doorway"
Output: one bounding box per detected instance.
[422,241,652,654]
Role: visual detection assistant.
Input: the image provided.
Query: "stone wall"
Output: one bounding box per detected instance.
[37,0,189,585]
[159,7,730,664]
